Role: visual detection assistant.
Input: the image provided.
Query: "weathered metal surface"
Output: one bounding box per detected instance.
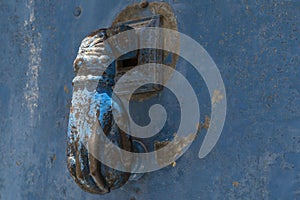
[67,2,179,193]
[112,1,179,99]
[0,0,299,199]
[114,15,164,96]
[67,28,133,194]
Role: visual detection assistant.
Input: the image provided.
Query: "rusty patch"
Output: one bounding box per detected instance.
[232,181,239,187]
[154,133,195,167]
[64,85,69,94]
[112,1,179,100]
[202,115,210,130]
[212,89,224,104]
[196,115,211,134]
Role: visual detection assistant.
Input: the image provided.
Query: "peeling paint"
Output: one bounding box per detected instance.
[23,0,42,125]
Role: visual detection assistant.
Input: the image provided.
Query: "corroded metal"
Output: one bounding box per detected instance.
[67,27,133,194]
[67,1,178,194]
[114,15,164,96]
[112,1,179,99]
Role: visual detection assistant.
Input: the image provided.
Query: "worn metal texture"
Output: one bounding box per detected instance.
[67,28,134,194]
[0,0,299,199]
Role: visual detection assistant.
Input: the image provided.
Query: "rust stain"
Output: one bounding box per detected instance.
[70,106,74,113]
[64,85,69,94]
[212,89,224,104]
[197,115,211,134]
[171,161,176,167]
[154,133,195,167]
[202,115,210,130]
[52,154,56,162]
[196,122,201,132]
[232,181,239,187]
[111,1,179,101]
